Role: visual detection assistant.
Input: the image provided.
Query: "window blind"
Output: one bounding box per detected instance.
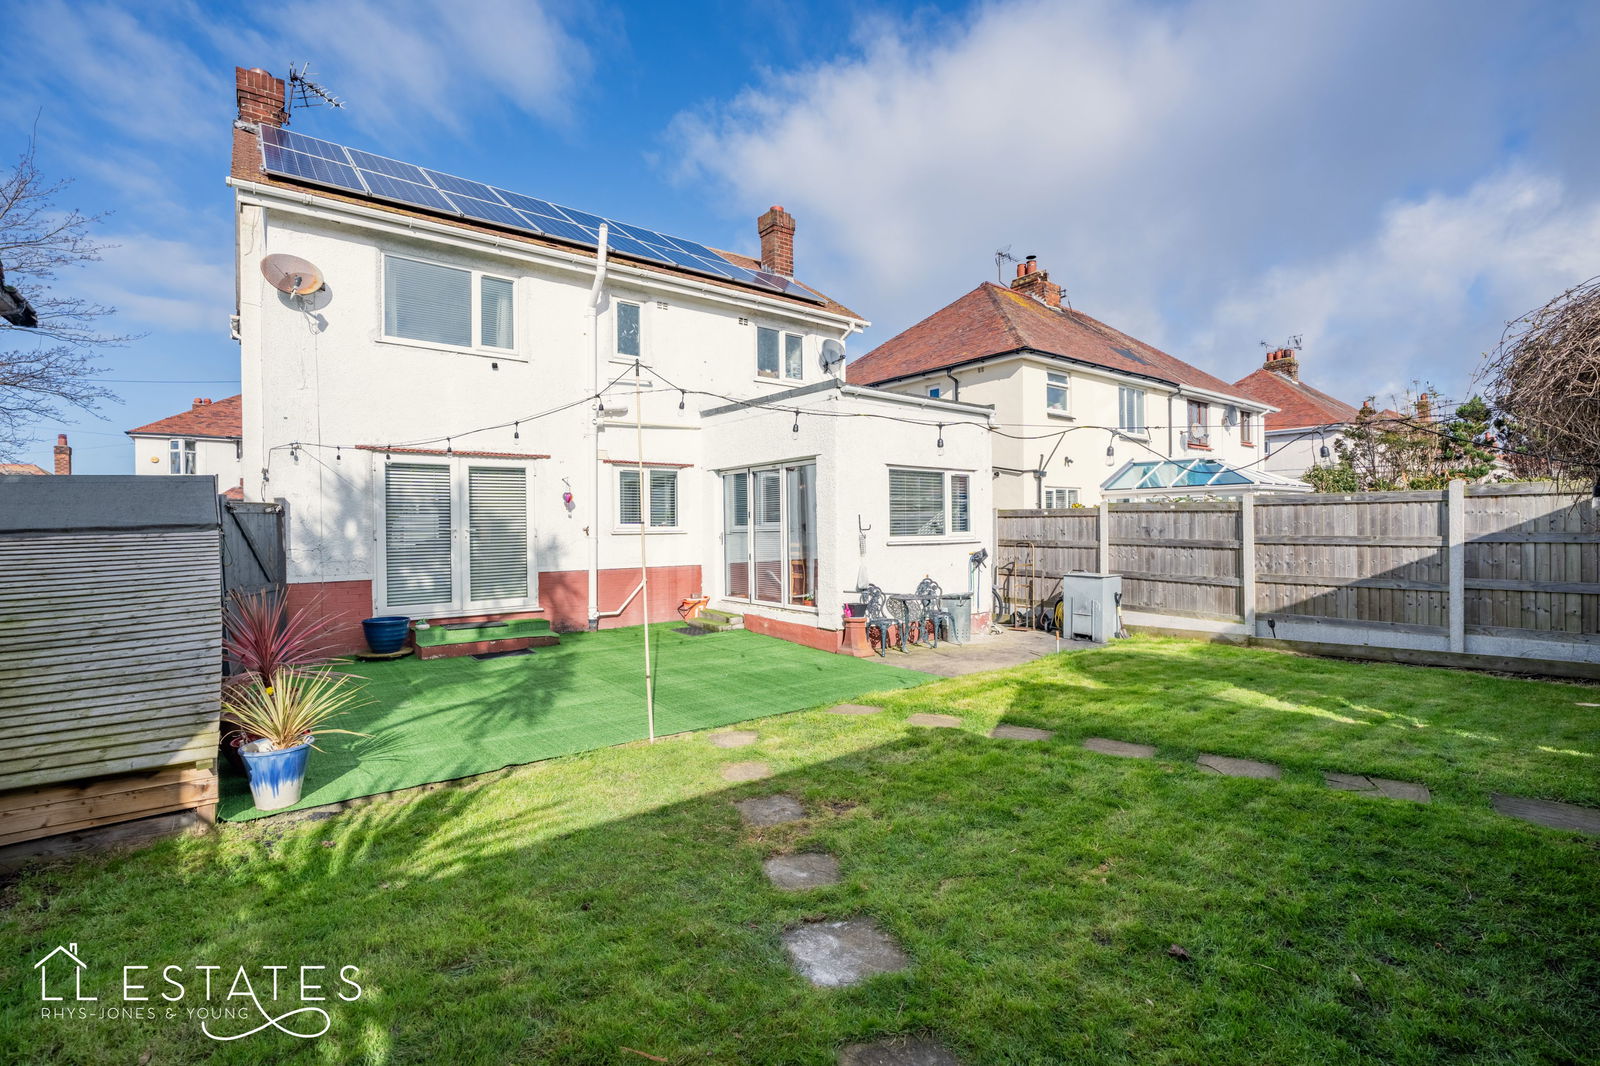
[1119,387,1145,432]
[384,256,471,347]
[617,302,641,357]
[756,327,779,377]
[890,470,946,536]
[467,467,528,601]
[480,276,514,350]
[950,474,970,533]
[385,463,453,606]
[649,469,677,527]
[618,469,642,525]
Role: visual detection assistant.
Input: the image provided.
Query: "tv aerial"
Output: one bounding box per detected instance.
[287,62,344,115]
[994,245,1019,282]
[260,254,325,297]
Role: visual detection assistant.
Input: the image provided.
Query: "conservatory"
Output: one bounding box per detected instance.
[1101,457,1312,501]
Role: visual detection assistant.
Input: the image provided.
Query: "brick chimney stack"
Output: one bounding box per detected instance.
[1009,255,1062,309]
[1262,347,1300,382]
[236,67,287,127]
[53,433,71,476]
[758,206,796,276]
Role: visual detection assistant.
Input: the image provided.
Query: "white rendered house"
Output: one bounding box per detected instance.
[227,67,992,653]
[847,258,1278,507]
[1231,347,1362,478]
[126,395,245,496]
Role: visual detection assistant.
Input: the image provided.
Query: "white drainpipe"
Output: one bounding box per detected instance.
[586,224,611,629]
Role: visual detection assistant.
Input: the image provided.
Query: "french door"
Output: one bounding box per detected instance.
[382,460,534,615]
[722,463,816,607]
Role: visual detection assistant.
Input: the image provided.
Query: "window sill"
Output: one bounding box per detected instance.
[887,535,981,547]
[611,527,687,535]
[389,604,544,620]
[377,336,527,362]
[1185,441,1213,451]
[1046,410,1075,420]
[753,376,807,388]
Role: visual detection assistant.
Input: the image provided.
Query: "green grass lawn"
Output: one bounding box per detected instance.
[4,636,1597,1064]
[220,626,936,819]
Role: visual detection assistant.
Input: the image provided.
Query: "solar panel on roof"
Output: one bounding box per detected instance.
[255,127,824,304]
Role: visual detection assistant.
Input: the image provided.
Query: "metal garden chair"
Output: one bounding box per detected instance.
[914,577,957,647]
[859,583,901,657]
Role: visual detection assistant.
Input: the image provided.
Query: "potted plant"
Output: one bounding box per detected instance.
[224,669,369,811]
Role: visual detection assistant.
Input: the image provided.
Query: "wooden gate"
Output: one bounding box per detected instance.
[221,497,286,598]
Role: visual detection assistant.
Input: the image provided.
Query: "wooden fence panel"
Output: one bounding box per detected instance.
[1109,503,1240,619]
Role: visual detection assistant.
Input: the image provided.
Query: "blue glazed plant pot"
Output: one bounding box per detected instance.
[239,737,312,811]
[362,615,411,654]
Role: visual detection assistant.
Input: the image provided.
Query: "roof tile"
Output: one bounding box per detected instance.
[1230,369,1359,431]
[128,395,243,439]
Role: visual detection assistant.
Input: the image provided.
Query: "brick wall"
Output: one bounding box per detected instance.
[539,565,703,631]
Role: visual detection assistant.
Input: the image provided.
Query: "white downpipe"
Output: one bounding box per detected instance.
[586,224,610,630]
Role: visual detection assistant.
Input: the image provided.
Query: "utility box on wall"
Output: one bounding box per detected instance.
[1060,572,1123,643]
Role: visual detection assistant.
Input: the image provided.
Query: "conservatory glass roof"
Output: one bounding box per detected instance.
[1101,458,1309,493]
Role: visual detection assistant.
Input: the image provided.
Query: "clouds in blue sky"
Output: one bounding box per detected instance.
[3,0,1598,468]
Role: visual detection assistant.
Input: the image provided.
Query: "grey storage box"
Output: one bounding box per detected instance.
[1060,572,1122,642]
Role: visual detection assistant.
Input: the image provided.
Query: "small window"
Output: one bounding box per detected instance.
[618,467,678,528]
[1240,411,1255,446]
[617,301,641,358]
[1118,387,1146,433]
[784,333,804,380]
[384,256,472,347]
[1045,487,1080,509]
[1047,371,1070,413]
[756,327,779,378]
[1186,399,1211,448]
[480,276,515,350]
[927,386,941,399]
[951,474,970,533]
[889,469,973,538]
[168,439,195,474]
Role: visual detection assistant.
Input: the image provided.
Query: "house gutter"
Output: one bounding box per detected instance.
[587,224,611,630]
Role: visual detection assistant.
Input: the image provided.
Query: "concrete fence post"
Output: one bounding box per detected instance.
[1240,494,1256,634]
[1447,479,1466,653]
[1097,500,1111,574]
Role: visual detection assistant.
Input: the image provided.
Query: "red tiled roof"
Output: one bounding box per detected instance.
[223,483,245,500]
[127,394,243,439]
[846,283,1248,399]
[355,446,551,459]
[1231,368,1360,431]
[0,463,48,475]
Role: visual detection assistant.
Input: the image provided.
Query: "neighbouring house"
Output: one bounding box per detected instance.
[0,434,71,477]
[1230,347,1361,478]
[846,257,1283,506]
[0,463,49,475]
[126,395,245,497]
[227,66,992,654]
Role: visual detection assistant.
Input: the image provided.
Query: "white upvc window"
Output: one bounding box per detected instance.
[889,469,972,538]
[1118,387,1146,434]
[757,326,805,380]
[379,459,535,615]
[616,300,642,358]
[1046,371,1070,414]
[617,466,679,529]
[1240,411,1255,447]
[382,254,516,352]
[722,463,817,606]
[168,439,196,474]
[1045,487,1079,509]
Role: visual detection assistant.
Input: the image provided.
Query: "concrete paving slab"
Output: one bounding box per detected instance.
[906,713,962,728]
[1083,737,1157,759]
[1197,754,1281,779]
[735,795,805,826]
[722,761,772,783]
[1324,772,1430,802]
[782,917,909,987]
[711,730,759,749]
[828,704,882,716]
[764,852,841,891]
[989,724,1053,741]
[839,1037,965,1065]
[1491,793,1600,835]
[878,628,1079,678]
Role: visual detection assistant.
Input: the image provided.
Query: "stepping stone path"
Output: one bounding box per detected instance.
[1083,737,1156,759]
[829,704,882,716]
[906,713,962,728]
[722,761,772,783]
[989,724,1053,741]
[710,730,759,749]
[735,794,805,826]
[1197,754,1282,779]
[1325,772,1430,803]
[1491,793,1600,835]
[763,852,841,891]
[782,917,909,987]
[839,1037,965,1065]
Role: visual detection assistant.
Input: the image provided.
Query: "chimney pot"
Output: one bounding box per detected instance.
[757,205,796,277]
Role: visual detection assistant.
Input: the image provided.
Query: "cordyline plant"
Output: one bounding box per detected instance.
[222,668,370,751]
[222,589,338,686]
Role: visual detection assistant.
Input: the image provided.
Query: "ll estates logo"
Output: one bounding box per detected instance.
[32,942,362,1041]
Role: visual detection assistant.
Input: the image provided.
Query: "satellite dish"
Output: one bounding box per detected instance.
[260,254,325,296]
[820,339,846,372]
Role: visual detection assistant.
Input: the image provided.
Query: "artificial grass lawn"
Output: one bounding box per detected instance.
[4,636,1596,1064]
[219,626,936,819]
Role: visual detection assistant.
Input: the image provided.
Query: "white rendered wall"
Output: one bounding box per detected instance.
[130,435,242,487]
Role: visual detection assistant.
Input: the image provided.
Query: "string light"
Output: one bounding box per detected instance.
[513,421,520,440]
[791,411,800,434]
[335,446,341,462]
[936,424,944,449]
[678,390,686,411]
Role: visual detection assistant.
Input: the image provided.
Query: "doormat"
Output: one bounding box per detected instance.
[472,648,534,661]
[673,626,715,636]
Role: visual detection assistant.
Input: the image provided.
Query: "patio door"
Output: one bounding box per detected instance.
[722,462,817,608]
[382,459,535,615]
